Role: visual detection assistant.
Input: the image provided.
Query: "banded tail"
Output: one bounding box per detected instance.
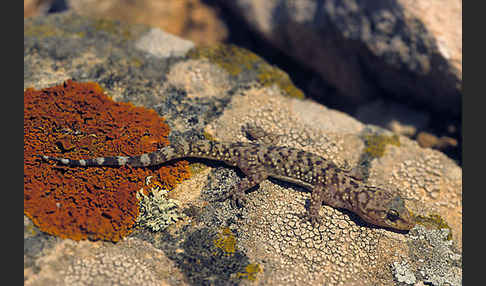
[40,145,181,167]
[41,139,243,168]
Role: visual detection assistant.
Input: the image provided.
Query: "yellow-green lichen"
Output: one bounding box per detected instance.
[213,227,237,256]
[91,18,147,41]
[236,263,262,281]
[24,23,85,39]
[202,131,217,141]
[187,44,304,99]
[415,214,453,240]
[187,44,259,76]
[136,176,186,232]
[24,23,60,38]
[130,56,143,68]
[256,64,304,99]
[363,133,401,158]
[188,162,209,176]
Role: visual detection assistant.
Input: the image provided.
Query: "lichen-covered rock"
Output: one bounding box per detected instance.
[136,176,186,232]
[24,238,186,286]
[217,0,461,116]
[24,12,461,286]
[24,80,191,242]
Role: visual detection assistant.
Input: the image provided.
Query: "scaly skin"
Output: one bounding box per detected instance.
[41,127,415,231]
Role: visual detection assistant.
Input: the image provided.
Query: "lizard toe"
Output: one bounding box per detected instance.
[226,190,247,208]
[214,191,230,202]
[236,196,247,208]
[309,214,322,227]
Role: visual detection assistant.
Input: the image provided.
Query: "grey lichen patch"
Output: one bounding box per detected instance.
[153,227,254,285]
[24,215,39,239]
[401,226,462,286]
[25,12,175,108]
[391,261,417,285]
[200,167,240,208]
[24,12,89,39]
[24,218,60,276]
[136,176,186,232]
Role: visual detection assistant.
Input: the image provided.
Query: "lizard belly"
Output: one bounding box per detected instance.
[268,174,314,190]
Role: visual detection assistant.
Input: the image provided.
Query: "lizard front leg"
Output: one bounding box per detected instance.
[308,183,327,226]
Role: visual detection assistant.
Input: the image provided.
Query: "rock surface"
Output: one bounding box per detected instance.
[217,0,462,116]
[24,12,462,286]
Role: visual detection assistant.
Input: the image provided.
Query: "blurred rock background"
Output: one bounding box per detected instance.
[24,0,461,165]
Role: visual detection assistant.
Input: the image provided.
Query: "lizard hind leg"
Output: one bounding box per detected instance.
[217,167,268,208]
[308,183,327,226]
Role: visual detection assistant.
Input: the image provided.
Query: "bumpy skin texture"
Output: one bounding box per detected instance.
[42,125,415,231]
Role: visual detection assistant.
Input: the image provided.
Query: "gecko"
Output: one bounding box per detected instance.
[40,124,415,231]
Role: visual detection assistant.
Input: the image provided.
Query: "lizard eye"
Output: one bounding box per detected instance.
[386,209,400,222]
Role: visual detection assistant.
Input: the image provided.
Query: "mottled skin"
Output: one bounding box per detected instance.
[41,125,415,230]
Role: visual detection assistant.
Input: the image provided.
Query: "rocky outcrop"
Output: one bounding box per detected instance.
[218,0,462,116]
[24,12,461,285]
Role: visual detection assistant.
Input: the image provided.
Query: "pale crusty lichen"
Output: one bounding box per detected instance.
[136,176,185,232]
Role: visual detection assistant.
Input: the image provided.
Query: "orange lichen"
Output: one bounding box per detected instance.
[24,80,191,242]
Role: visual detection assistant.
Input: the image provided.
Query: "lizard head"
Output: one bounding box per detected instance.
[353,186,416,231]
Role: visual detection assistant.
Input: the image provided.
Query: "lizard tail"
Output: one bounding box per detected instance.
[39,145,181,167]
